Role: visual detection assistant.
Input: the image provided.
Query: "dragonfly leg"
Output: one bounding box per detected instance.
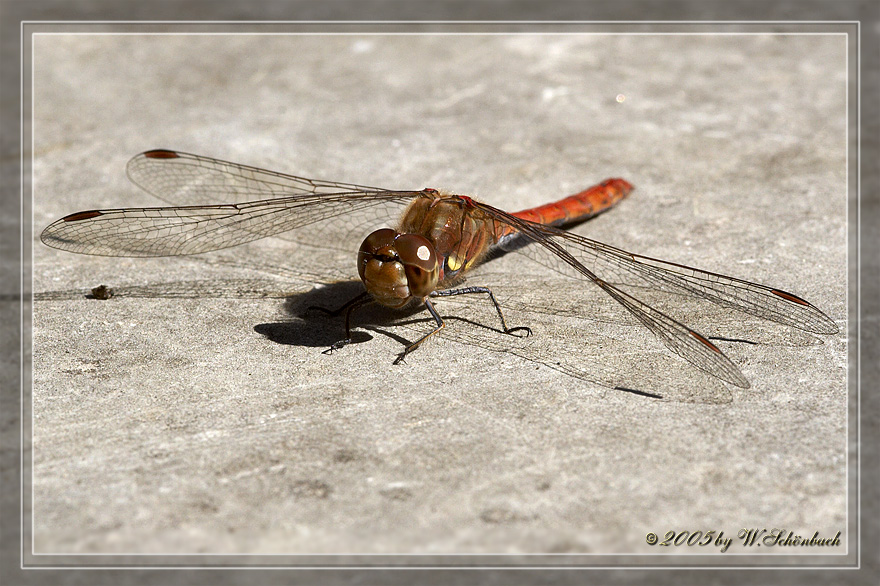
[314,291,372,354]
[308,290,370,318]
[430,286,532,337]
[393,298,445,365]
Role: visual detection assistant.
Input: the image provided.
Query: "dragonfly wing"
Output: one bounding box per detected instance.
[121,150,415,252]
[126,150,390,206]
[43,150,424,257]
[40,191,420,257]
[590,272,751,388]
[615,250,839,335]
[503,227,838,336]
[476,202,835,387]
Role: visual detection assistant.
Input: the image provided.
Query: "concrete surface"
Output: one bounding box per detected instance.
[30,31,848,562]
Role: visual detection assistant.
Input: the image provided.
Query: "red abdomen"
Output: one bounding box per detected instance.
[510,178,632,228]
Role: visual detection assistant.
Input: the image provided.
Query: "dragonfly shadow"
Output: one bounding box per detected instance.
[253,320,375,349]
[32,274,771,404]
[610,386,665,400]
[254,279,529,352]
[254,280,738,403]
[254,280,436,350]
[32,278,296,301]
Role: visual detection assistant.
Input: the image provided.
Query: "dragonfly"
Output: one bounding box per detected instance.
[40,149,838,389]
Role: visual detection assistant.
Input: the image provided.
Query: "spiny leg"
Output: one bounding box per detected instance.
[395,287,530,364]
[430,286,532,337]
[310,291,372,354]
[308,290,370,318]
[394,298,445,365]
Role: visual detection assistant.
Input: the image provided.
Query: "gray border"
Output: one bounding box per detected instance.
[4,0,878,584]
[20,18,861,569]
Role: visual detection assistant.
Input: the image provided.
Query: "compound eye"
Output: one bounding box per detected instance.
[358,228,400,285]
[395,234,439,297]
[359,228,398,256]
[395,234,437,272]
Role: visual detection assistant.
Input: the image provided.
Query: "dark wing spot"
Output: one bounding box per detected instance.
[689,330,721,353]
[142,149,180,159]
[62,210,103,222]
[770,288,810,306]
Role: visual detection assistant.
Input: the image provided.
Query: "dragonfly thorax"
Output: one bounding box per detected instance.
[357,228,440,308]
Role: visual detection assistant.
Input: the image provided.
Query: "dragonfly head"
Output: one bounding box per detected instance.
[358,228,440,308]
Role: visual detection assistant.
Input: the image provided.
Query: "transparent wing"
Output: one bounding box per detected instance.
[41,150,423,257]
[473,201,838,389]
[496,224,838,335]
[125,149,390,205]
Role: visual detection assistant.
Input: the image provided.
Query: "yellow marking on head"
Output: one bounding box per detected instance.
[447,254,463,272]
